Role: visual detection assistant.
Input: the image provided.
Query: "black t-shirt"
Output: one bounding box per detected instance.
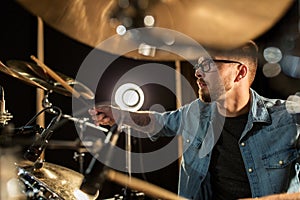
[209,113,252,200]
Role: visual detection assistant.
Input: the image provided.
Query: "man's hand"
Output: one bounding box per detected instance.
[88,105,121,126]
[89,105,157,133]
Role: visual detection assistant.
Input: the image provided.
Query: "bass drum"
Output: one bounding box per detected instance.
[16,160,96,200]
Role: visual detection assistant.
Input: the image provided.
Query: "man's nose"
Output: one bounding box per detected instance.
[195,69,204,78]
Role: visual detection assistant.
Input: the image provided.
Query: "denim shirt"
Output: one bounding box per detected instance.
[152,89,300,199]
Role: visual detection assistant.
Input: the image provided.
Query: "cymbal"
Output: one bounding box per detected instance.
[0,60,48,90]
[16,160,97,200]
[17,0,293,61]
[5,60,94,99]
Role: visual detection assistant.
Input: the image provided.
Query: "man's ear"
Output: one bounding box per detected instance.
[235,65,247,82]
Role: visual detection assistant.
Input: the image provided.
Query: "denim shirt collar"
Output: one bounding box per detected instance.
[206,89,271,124]
[249,88,272,124]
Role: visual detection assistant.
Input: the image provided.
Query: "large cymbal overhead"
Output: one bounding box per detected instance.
[4,60,94,99]
[17,0,293,61]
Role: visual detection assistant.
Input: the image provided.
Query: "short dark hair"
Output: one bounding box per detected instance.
[207,41,258,85]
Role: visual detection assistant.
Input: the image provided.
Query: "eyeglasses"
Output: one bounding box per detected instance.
[194,59,243,73]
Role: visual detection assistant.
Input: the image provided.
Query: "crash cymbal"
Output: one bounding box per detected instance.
[16,160,97,200]
[17,0,293,61]
[6,60,94,99]
[0,60,48,90]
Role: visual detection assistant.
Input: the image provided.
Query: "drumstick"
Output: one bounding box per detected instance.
[105,169,188,200]
[30,55,81,98]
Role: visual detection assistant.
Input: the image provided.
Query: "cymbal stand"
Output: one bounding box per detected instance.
[73,117,87,174]
[121,124,132,178]
[119,124,145,200]
[42,91,108,132]
[68,115,108,174]
[41,91,109,173]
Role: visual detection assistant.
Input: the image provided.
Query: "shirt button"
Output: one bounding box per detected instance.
[241,142,245,147]
[186,139,190,143]
[279,160,284,165]
[248,168,253,173]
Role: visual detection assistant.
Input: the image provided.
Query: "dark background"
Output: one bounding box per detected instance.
[0,0,300,199]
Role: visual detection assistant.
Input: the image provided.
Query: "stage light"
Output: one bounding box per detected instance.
[262,47,283,78]
[138,43,156,57]
[262,63,281,78]
[263,47,282,63]
[116,25,127,35]
[114,83,144,111]
[144,15,155,27]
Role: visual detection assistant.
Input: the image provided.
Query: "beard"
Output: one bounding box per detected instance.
[198,88,211,102]
[198,78,230,103]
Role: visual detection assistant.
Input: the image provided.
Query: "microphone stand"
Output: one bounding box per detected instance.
[23,109,62,168]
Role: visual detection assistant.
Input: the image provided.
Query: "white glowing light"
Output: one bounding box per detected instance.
[144,15,155,27]
[115,83,144,111]
[116,25,127,35]
[122,89,140,106]
[263,47,282,63]
[262,63,281,78]
[138,43,156,57]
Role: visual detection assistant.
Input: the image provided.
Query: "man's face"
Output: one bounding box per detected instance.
[194,57,239,102]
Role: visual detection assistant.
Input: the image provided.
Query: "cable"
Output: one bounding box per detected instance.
[24,106,62,127]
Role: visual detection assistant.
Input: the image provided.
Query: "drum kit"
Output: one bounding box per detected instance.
[1,0,298,199]
[1,57,299,200]
[0,56,185,199]
[0,56,101,199]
